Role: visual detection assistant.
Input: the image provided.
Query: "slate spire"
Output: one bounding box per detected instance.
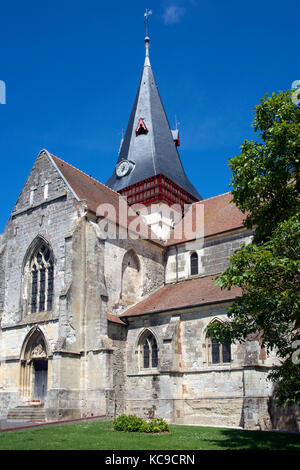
[106,34,201,202]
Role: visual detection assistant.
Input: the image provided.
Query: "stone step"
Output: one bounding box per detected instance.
[7,406,46,422]
[7,414,45,417]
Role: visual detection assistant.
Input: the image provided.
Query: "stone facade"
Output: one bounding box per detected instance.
[124,306,278,430]
[0,150,298,432]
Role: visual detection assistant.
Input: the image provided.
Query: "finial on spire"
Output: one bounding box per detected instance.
[144,9,152,67]
[144,9,152,37]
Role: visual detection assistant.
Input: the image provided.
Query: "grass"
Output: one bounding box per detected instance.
[0,421,299,450]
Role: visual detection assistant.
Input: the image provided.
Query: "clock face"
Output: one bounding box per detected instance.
[116,160,131,178]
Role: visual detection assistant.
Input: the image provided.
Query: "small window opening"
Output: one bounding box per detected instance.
[190,252,198,276]
[136,118,148,136]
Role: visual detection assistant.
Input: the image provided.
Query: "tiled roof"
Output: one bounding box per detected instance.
[120,274,241,318]
[51,154,123,215]
[108,314,127,325]
[50,153,160,243]
[167,192,247,245]
[50,154,246,245]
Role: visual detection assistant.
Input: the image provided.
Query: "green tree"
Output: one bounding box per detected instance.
[206,89,300,404]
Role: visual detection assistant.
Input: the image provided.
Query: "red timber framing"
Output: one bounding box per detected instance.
[119,174,197,211]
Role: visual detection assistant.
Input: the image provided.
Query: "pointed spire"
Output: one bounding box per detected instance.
[106,22,201,202]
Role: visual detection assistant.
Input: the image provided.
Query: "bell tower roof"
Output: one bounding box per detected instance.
[106,31,201,203]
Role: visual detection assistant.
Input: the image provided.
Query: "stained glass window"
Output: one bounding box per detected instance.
[31,266,38,313]
[222,342,231,363]
[140,332,158,369]
[30,243,54,314]
[143,341,150,369]
[47,261,54,311]
[209,336,231,365]
[212,337,220,364]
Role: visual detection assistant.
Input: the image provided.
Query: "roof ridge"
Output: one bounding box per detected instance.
[165,273,220,286]
[50,153,122,199]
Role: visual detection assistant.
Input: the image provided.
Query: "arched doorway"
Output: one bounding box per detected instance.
[20,328,48,403]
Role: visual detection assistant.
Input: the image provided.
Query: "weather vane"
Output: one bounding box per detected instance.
[144,9,152,37]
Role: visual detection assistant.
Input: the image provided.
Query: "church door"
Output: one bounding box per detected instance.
[33,360,48,402]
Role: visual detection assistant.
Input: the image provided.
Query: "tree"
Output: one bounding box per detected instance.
[206,88,300,404]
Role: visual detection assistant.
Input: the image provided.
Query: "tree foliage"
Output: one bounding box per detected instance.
[206,89,300,404]
[229,89,300,244]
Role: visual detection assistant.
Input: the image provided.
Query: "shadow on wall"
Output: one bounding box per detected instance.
[268,396,300,432]
[239,390,300,432]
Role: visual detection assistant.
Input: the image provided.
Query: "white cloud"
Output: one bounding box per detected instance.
[163,5,186,24]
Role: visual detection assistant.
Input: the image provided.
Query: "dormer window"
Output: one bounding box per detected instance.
[136,118,148,136]
[171,129,180,147]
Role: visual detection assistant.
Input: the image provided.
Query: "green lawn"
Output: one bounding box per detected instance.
[0,421,299,450]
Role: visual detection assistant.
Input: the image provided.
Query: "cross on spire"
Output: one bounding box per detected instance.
[144,8,152,37]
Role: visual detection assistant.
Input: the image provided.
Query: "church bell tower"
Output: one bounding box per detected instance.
[106,18,201,239]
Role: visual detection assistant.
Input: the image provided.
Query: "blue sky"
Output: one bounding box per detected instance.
[0,0,299,232]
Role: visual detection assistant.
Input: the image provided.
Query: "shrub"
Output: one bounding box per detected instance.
[139,422,152,433]
[112,414,144,432]
[113,414,169,433]
[149,418,169,432]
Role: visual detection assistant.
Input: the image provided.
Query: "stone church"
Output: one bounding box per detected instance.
[0,33,296,431]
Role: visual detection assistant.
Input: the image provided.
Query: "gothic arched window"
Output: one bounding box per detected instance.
[208,336,231,365]
[29,243,54,313]
[211,338,231,364]
[139,331,158,369]
[190,252,198,276]
[206,321,231,365]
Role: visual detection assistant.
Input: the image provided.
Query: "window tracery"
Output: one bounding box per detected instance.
[29,243,54,313]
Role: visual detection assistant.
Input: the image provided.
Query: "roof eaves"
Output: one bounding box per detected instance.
[108,314,127,326]
[121,297,237,320]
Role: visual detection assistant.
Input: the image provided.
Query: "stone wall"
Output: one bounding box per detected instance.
[166,230,253,283]
[124,305,277,430]
[104,235,164,317]
[108,321,127,417]
[0,150,87,419]
[1,151,80,328]
[0,238,5,314]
